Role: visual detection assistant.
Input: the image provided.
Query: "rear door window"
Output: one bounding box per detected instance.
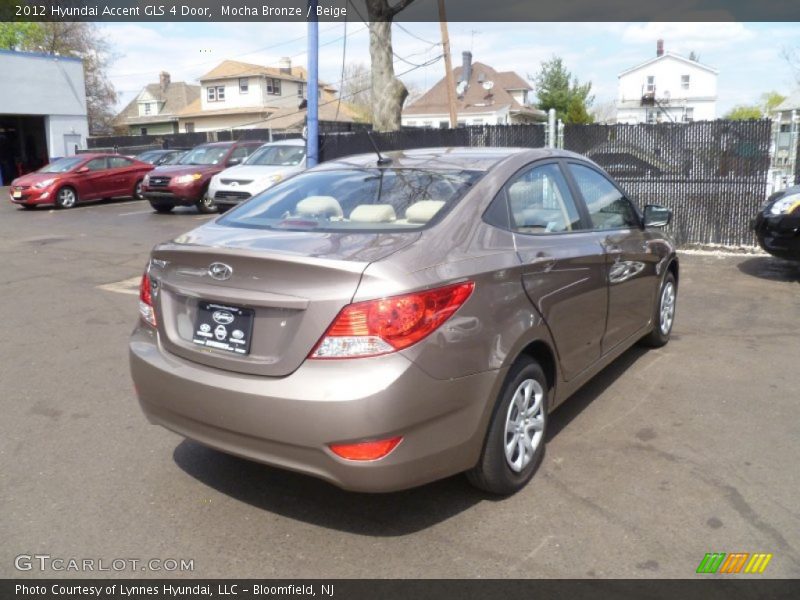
[218,168,483,232]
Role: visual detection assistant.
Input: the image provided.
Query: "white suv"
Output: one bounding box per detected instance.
[209,139,306,212]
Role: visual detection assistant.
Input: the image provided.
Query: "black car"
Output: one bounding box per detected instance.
[752,185,800,260]
[135,149,187,166]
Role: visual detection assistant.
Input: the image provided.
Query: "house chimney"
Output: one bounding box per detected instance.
[461,51,472,84]
[656,39,664,57]
[159,71,170,91]
[279,57,292,75]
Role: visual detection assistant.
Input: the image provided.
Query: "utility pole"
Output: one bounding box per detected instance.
[306,0,319,167]
[438,0,458,128]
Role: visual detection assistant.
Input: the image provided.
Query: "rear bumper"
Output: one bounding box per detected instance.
[129,324,502,492]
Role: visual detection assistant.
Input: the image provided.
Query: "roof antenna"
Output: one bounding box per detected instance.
[364,130,392,165]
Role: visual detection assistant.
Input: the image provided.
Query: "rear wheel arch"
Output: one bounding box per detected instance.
[517,339,558,403]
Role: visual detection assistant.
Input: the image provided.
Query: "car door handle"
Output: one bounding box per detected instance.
[528,253,556,271]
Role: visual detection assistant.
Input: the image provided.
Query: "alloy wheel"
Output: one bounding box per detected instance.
[659,281,676,335]
[504,379,545,472]
[58,188,76,208]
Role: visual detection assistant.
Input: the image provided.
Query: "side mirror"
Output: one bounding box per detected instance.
[644,204,672,228]
[76,166,90,174]
[227,157,242,167]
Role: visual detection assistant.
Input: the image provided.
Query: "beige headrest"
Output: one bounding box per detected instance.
[296,196,343,218]
[349,204,397,223]
[405,200,446,224]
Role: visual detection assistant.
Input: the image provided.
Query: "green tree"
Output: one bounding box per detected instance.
[531,56,594,124]
[0,22,44,50]
[761,91,786,114]
[724,105,763,120]
[724,91,786,121]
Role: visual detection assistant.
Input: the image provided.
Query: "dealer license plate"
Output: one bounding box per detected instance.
[192,301,254,355]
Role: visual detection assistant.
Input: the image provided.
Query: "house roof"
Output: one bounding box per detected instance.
[113,80,200,127]
[774,90,800,112]
[618,52,719,78]
[176,96,359,130]
[403,60,544,119]
[198,59,336,91]
[251,100,359,130]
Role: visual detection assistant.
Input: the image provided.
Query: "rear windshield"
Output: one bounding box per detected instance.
[38,157,84,173]
[180,145,229,166]
[246,144,305,166]
[218,168,483,232]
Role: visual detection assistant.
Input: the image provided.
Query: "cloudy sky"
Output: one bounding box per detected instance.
[100,21,800,114]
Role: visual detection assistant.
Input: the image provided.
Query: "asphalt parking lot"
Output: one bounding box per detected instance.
[1,190,799,579]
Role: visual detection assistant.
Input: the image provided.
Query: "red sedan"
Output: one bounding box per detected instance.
[8,153,154,209]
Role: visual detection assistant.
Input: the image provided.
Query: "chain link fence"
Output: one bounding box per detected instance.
[563,120,771,246]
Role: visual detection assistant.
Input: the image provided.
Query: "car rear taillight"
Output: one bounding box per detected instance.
[138,271,157,327]
[329,436,403,461]
[310,281,474,359]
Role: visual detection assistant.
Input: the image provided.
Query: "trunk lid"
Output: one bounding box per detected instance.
[149,223,419,377]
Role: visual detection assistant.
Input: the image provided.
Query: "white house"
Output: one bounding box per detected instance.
[176,58,357,133]
[616,40,718,125]
[402,51,545,128]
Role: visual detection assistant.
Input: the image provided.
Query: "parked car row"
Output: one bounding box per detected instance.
[6,139,307,213]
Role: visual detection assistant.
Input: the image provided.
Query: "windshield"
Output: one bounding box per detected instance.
[179,145,229,166]
[218,168,483,232]
[245,144,305,166]
[38,157,85,173]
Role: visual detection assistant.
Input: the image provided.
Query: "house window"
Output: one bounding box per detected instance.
[681,75,690,90]
[207,86,225,102]
[297,83,305,98]
[185,122,195,133]
[646,109,658,124]
[422,121,433,128]
[646,76,655,93]
[683,107,694,123]
[266,78,281,96]
[144,103,151,115]
[140,127,147,136]
[239,78,249,94]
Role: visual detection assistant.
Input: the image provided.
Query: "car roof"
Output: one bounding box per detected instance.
[314,147,590,172]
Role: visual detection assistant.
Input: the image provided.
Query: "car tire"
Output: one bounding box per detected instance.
[640,271,677,348]
[54,186,78,209]
[149,200,174,214]
[466,357,548,495]
[133,179,144,200]
[196,193,217,214]
[216,204,232,214]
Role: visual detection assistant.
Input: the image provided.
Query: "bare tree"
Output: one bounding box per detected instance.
[781,45,800,85]
[340,62,373,121]
[590,100,617,125]
[364,0,418,131]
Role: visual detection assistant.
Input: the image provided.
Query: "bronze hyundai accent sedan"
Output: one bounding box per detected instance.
[130,147,678,495]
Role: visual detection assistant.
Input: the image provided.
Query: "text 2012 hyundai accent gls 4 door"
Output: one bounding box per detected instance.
[130,148,678,495]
